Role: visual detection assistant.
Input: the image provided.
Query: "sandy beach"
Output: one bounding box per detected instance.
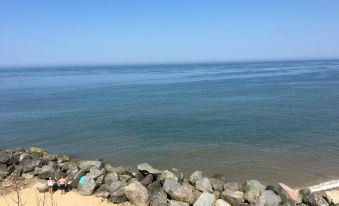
[0,183,132,206]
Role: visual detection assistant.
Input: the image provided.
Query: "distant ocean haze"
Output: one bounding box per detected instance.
[1,60,339,187]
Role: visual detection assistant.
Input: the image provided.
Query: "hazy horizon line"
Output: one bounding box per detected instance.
[1,57,339,69]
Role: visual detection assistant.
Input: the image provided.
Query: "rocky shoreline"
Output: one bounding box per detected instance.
[1,147,339,206]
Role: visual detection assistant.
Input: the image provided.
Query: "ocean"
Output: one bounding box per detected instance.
[1,60,339,187]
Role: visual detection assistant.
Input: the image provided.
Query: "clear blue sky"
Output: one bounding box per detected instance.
[1,1,339,66]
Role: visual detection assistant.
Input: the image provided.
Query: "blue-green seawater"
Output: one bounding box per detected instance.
[1,60,339,186]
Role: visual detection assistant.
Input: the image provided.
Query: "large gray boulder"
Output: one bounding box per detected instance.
[148,181,167,206]
[140,174,153,186]
[194,192,216,206]
[159,170,178,182]
[221,190,244,206]
[196,177,213,193]
[77,175,97,196]
[88,168,104,180]
[19,152,30,162]
[242,180,266,192]
[96,175,104,186]
[210,178,225,192]
[224,182,242,192]
[0,164,10,176]
[0,148,23,165]
[119,174,132,183]
[303,193,328,206]
[137,163,162,175]
[21,159,42,173]
[34,164,56,179]
[189,171,203,186]
[163,178,195,204]
[59,162,77,172]
[244,189,266,206]
[67,168,85,189]
[104,172,119,186]
[124,181,150,206]
[108,180,127,203]
[79,160,103,171]
[264,190,281,206]
[94,185,110,199]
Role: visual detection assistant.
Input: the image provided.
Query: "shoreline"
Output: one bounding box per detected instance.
[1,146,339,206]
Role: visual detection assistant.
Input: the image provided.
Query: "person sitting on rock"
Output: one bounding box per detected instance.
[47,177,55,194]
[57,176,67,195]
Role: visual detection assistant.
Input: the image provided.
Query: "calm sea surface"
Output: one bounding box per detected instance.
[1,60,339,187]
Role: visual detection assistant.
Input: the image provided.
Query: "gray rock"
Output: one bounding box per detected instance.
[210,178,225,192]
[124,181,150,206]
[127,178,138,184]
[96,175,104,186]
[14,165,24,176]
[67,169,85,189]
[303,193,328,206]
[79,160,103,171]
[0,152,11,165]
[0,164,9,176]
[214,191,221,199]
[159,170,178,182]
[163,178,195,204]
[108,180,127,203]
[196,177,213,193]
[43,153,58,161]
[52,170,66,180]
[221,190,244,206]
[140,174,153,186]
[242,180,266,193]
[148,181,167,206]
[77,175,97,196]
[194,192,216,206]
[88,168,104,180]
[104,172,119,186]
[119,174,132,183]
[264,190,281,206]
[137,163,162,175]
[94,185,110,199]
[59,162,78,172]
[224,182,242,192]
[136,171,146,181]
[104,164,115,173]
[19,153,30,161]
[21,159,42,173]
[0,148,22,165]
[35,164,56,179]
[189,171,203,186]
[213,199,231,206]
[124,165,139,176]
[298,188,311,197]
[169,200,190,206]
[244,189,266,206]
